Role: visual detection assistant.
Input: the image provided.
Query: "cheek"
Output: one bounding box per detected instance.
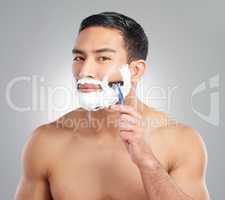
[72,63,81,79]
[110,71,123,83]
[102,65,123,82]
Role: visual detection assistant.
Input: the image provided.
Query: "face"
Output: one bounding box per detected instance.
[72,27,128,92]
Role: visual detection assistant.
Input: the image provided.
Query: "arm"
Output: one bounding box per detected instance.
[15,126,52,200]
[138,127,209,200]
[110,104,209,200]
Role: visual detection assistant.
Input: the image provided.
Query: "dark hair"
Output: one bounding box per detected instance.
[79,12,149,63]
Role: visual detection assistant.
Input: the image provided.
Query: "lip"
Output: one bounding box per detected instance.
[78,83,100,92]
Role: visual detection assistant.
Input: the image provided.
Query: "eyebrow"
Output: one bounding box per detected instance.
[72,48,116,55]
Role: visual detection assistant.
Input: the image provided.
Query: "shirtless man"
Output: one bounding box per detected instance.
[15,12,209,200]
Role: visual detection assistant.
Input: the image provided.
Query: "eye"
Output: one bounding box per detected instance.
[73,56,84,62]
[98,56,111,62]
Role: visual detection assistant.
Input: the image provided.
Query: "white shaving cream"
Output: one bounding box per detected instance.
[75,64,131,111]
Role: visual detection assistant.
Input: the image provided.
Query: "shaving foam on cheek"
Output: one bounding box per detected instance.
[75,64,132,111]
[118,64,132,97]
[76,74,118,111]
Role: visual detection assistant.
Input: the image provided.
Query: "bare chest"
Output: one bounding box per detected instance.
[48,135,168,200]
[49,148,148,199]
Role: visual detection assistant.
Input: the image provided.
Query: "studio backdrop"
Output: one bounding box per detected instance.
[0,0,224,199]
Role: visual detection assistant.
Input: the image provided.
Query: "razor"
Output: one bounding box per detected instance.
[109,81,125,104]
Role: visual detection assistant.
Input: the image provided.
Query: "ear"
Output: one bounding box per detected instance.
[129,60,147,83]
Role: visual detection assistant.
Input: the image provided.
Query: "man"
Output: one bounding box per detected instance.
[15,12,209,199]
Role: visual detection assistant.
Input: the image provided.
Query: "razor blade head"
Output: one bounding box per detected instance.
[108,81,124,87]
[110,83,125,104]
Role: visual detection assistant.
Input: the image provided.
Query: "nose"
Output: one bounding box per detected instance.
[78,59,97,79]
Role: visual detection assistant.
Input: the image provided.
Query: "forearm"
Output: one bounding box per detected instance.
[138,154,193,200]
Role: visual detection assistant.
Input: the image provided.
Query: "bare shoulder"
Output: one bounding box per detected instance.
[143,105,206,151]
[168,123,208,172]
[21,123,56,179]
[27,108,83,149]
[144,107,207,173]
[22,110,80,178]
[156,116,207,160]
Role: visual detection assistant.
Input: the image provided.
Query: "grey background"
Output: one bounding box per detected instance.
[0,0,224,199]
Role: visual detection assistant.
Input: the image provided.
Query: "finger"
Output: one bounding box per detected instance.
[111,104,142,119]
[119,121,140,133]
[120,114,138,125]
[119,131,133,143]
[119,121,134,131]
